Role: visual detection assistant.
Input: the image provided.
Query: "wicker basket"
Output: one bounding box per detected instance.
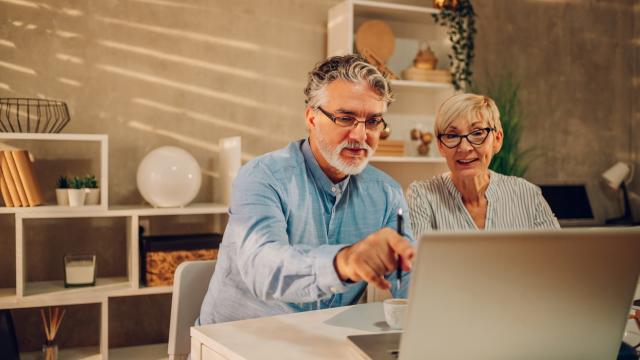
[0,98,70,133]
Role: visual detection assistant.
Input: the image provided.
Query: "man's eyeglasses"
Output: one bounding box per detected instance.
[437,127,495,148]
[316,107,387,132]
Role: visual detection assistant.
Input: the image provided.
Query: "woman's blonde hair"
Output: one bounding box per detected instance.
[434,93,502,135]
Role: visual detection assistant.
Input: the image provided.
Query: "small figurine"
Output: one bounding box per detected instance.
[413,42,437,70]
[410,127,434,156]
[380,126,391,140]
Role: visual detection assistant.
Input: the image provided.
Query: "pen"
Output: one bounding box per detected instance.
[396,208,403,290]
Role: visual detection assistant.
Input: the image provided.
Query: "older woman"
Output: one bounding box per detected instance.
[407,93,559,236]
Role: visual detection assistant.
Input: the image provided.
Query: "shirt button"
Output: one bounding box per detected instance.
[331,187,337,193]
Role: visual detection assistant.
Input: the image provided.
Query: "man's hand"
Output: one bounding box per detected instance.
[334,227,414,290]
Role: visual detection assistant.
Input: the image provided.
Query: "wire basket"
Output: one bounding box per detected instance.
[0,98,71,133]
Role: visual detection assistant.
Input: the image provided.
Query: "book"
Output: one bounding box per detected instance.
[0,151,21,206]
[11,150,43,207]
[3,151,28,206]
[0,174,13,207]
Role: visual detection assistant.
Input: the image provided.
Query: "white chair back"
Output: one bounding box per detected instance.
[168,260,216,360]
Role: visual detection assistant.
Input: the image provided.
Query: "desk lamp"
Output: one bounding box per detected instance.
[602,162,634,225]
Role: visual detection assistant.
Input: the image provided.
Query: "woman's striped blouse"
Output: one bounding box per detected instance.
[407,171,560,238]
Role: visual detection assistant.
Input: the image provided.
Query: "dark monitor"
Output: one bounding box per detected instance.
[538,184,600,227]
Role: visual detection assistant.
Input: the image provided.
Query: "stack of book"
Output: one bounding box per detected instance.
[375,140,405,156]
[0,149,44,207]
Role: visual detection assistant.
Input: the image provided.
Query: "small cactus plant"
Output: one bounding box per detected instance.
[83,175,98,189]
[69,176,84,189]
[56,176,70,189]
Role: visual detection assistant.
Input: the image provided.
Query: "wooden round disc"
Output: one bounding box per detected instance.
[355,20,395,63]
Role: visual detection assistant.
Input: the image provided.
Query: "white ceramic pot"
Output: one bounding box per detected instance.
[55,188,69,206]
[67,189,86,207]
[84,188,100,205]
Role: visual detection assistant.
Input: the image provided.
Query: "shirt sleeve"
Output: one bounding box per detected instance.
[228,164,354,303]
[406,182,435,238]
[532,186,561,229]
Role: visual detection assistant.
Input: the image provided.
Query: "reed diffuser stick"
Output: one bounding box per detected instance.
[40,306,66,360]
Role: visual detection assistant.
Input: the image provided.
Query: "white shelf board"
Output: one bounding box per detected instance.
[23,276,131,298]
[0,287,16,308]
[371,156,445,163]
[110,284,173,298]
[390,79,453,90]
[111,202,228,216]
[1,284,173,309]
[353,0,439,23]
[109,343,168,360]
[0,204,106,214]
[21,346,100,360]
[11,202,227,219]
[0,132,107,141]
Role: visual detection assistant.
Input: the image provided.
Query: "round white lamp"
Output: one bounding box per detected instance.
[136,146,202,208]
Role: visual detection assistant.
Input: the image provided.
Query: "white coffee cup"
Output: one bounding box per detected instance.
[383,298,408,330]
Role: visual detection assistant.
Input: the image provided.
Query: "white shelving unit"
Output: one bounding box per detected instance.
[0,133,108,211]
[328,0,456,188]
[0,133,227,359]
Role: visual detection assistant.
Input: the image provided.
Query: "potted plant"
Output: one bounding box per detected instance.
[432,0,477,91]
[474,73,537,176]
[82,175,100,206]
[55,176,70,206]
[67,176,86,207]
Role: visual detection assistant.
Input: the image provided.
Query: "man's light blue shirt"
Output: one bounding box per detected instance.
[199,139,414,324]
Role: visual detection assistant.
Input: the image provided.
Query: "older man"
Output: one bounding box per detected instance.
[199,54,415,324]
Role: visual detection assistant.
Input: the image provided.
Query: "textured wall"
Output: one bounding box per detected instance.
[1,0,638,352]
[0,0,330,205]
[473,0,638,221]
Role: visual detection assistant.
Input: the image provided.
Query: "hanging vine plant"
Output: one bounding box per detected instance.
[432,0,477,91]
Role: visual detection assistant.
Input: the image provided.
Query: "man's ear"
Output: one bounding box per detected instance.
[305,106,316,131]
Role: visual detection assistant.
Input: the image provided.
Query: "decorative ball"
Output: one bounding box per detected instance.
[410,128,421,141]
[380,126,391,140]
[421,132,434,144]
[136,146,202,208]
[418,143,431,156]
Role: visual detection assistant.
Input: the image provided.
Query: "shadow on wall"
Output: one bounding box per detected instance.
[0,0,328,204]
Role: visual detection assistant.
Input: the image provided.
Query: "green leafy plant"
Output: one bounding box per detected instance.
[69,176,84,190]
[432,0,477,91]
[474,73,537,177]
[83,175,98,189]
[56,176,69,189]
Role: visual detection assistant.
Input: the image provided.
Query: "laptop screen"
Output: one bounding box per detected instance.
[539,184,594,219]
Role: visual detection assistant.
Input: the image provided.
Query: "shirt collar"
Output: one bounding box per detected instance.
[444,170,497,202]
[301,139,350,197]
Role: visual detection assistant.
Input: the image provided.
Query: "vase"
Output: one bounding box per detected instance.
[84,188,100,205]
[41,342,58,360]
[55,189,69,206]
[67,189,86,207]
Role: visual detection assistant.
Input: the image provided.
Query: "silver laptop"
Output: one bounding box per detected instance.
[348,228,640,360]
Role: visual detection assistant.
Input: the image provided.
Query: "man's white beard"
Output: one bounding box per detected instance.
[314,127,373,175]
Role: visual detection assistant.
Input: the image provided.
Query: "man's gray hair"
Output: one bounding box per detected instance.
[303,54,394,109]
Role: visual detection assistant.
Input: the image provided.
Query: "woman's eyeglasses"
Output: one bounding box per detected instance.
[437,128,495,148]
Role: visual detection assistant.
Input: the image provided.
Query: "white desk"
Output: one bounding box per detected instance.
[192,281,640,360]
[190,302,393,360]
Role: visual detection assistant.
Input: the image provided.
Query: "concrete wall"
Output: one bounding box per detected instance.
[0,0,637,350]
[473,0,638,222]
